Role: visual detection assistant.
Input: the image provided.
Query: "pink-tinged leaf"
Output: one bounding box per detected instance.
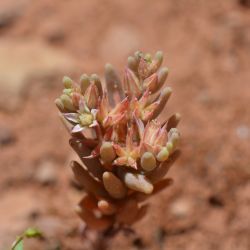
[130,98,141,119]
[113,156,137,169]
[103,127,113,141]
[72,92,81,108]
[143,73,158,92]
[91,144,101,157]
[123,68,141,98]
[134,115,144,140]
[141,101,159,121]
[63,113,79,123]
[110,97,129,115]
[104,125,126,143]
[148,51,163,74]
[84,83,99,109]
[125,68,142,98]
[127,157,137,169]
[69,139,104,180]
[123,69,131,97]
[78,97,89,113]
[138,89,150,108]
[130,147,140,159]
[103,116,112,128]
[130,97,138,109]
[71,161,108,198]
[151,87,172,119]
[110,113,127,126]
[150,122,162,143]
[138,58,150,79]
[103,114,125,128]
[105,64,124,107]
[115,124,127,142]
[91,74,103,98]
[140,142,155,155]
[83,145,100,159]
[155,124,168,145]
[71,124,85,133]
[97,92,109,123]
[80,138,99,148]
[82,154,97,159]
[166,113,181,131]
[113,156,128,166]
[126,127,134,152]
[105,126,119,142]
[142,121,160,144]
[93,123,103,142]
[113,144,127,157]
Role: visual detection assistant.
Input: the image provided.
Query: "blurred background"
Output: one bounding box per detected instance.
[0,0,250,249]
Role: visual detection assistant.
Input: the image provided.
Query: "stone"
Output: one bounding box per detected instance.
[0,0,28,29]
[239,0,250,7]
[0,39,76,111]
[0,125,15,146]
[34,160,58,186]
[170,198,193,218]
[39,20,66,44]
[236,125,249,140]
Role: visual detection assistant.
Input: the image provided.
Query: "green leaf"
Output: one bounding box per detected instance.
[11,237,23,250]
[14,240,23,250]
[24,228,43,238]
[11,228,43,250]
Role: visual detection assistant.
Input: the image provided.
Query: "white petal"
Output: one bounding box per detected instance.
[63,113,79,123]
[71,124,85,133]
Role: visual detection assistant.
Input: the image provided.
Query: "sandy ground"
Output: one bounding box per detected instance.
[0,0,250,249]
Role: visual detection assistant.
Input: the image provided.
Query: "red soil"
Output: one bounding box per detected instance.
[0,0,250,249]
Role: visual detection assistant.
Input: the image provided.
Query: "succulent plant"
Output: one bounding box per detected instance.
[55,51,181,231]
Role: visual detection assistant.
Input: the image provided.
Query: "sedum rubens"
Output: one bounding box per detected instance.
[55,51,181,231]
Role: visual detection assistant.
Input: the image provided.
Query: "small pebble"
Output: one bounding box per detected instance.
[34,160,57,186]
[170,198,193,218]
[154,227,166,246]
[208,195,224,208]
[238,0,250,7]
[236,125,249,140]
[132,237,144,249]
[0,125,15,146]
[0,5,21,29]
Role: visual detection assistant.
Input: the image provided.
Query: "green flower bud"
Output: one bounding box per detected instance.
[100,142,116,163]
[103,172,127,199]
[123,172,153,194]
[156,147,169,162]
[127,56,138,71]
[63,88,72,95]
[60,94,75,111]
[169,128,180,147]
[141,152,156,171]
[54,98,64,111]
[155,51,163,65]
[80,74,90,94]
[144,53,152,63]
[157,67,169,88]
[166,142,174,153]
[134,50,143,60]
[63,76,73,89]
[90,74,102,97]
